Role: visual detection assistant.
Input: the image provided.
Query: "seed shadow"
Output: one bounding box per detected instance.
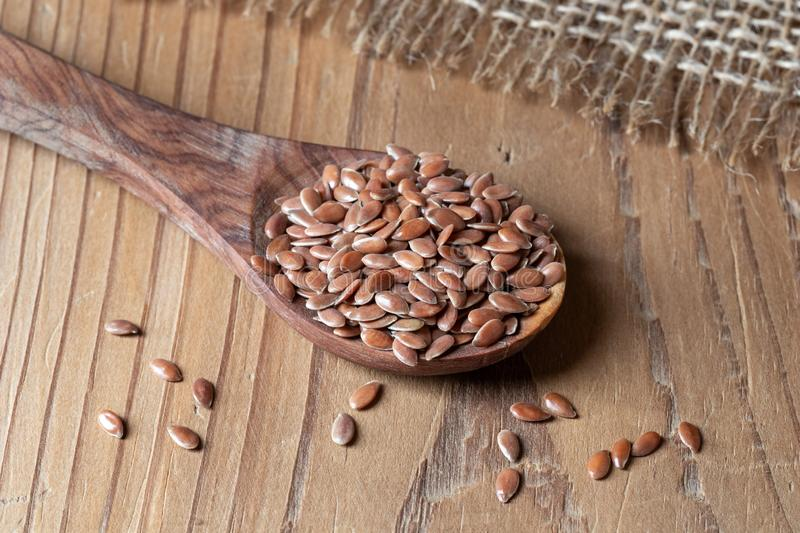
[431,247,600,398]
[521,248,599,377]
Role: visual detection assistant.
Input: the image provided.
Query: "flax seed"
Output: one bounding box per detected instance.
[299,187,321,215]
[495,468,520,503]
[306,293,339,310]
[375,291,409,315]
[361,328,393,350]
[488,292,528,314]
[497,430,520,462]
[331,413,356,446]
[276,251,304,271]
[631,431,662,457]
[168,425,201,450]
[393,250,425,271]
[349,381,382,410]
[472,319,506,347]
[192,378,215,409]
[149,359,182,382]
[389,318,425,332]
[509,402,552,422]
[334,326,361,338]
[313,202,347,223]
[427,208,466,231]
[586,451,611,480]
[317,308,346,328]
[541,261,565,287]
[467,308,504,327]
[409,237,437,258]
[435,224,455,247]
[409,301,446,319]
[610,438,631,469]
[305,223,340,237]
[542,392,577,418]
[678,422,702,453]
[104,319,140,336]
[507,267,544,288]
[394,331,428,349]
[408,280,438,304]
[512,287,550,303]
[419,156,449,178]
[353,236,388,254]
[503,316,518,335]
[392,338,418,366]
[423,334,455,360]
[264,212,289,238]
[491,253,520,273]
[97,409,125,439]
[436,303,458,331]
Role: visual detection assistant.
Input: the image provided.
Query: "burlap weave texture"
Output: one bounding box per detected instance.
[251,0,800,168]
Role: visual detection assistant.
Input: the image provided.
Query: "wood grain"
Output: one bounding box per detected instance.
[0,1,798,531]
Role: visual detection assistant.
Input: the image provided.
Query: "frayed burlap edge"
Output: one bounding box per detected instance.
[223,0,800,171]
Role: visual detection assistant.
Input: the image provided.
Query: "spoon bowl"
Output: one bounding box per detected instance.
[274,274,565,376]
[0,30,565,375]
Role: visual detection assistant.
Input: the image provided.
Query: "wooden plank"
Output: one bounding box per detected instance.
[0,3,798,531]
[0,7,60,530]
[136,6,265,531]
[103,222,190,532]
[103,1,192,531]
[184,10,271,531]
[52,0,151,529]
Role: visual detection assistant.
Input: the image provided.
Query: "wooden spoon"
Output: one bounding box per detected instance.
[0,31,565,375]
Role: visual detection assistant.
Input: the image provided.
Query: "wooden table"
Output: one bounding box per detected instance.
[0,2,798,531]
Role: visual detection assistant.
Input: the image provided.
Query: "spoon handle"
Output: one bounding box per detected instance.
[0,29,280,257]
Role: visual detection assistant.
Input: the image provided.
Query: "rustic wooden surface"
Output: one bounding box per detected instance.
[0,1,798,531]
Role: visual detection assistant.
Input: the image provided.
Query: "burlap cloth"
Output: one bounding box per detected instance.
[241,0,800,169]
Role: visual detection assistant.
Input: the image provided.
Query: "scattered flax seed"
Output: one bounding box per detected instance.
[509,402,552,422]
[192,378,214,409]
[148,358,182,382]
[631,431,662,457]
[610,438,632,469]
[677,422,702,453]
[167,425,201,450]
[586,450,611,480]
[495,468,521,503]
[331,413,356,446]
[97,409,125,439]
[348,381,382,410]
[542,392,577,418]
[496,430,521,462]
[104,319,140,336]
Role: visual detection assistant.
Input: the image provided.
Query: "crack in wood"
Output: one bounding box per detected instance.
[685,156,792,529]
[394,357,586,533]
[609,121,723,529]
[609,121,679,432]
[772,163,800,288]
[726,171,800,445]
